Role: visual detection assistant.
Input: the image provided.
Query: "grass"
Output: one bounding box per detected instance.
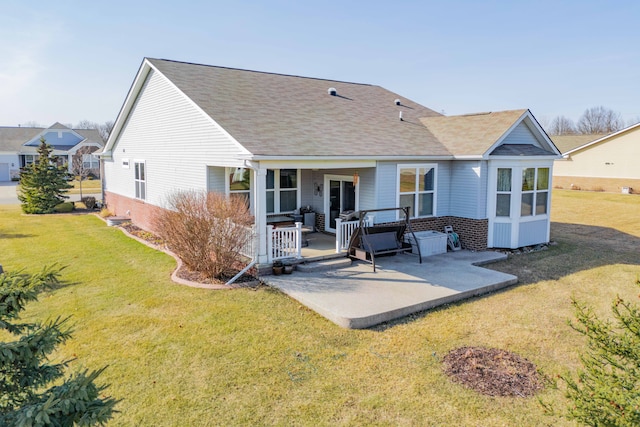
[0,190,639,426]
[68,178,101,195]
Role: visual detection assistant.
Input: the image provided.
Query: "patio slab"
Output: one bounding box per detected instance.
[263,250,517,329]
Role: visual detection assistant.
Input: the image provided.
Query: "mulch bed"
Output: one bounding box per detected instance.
[442,346,544,397]
[118,222,258,287]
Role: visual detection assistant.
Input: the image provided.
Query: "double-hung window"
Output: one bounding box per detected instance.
[82,153,99,169]
[398,165,436,218]
[266,169,298,213]
[496,168,512,217]
[521,167,549,216]
[229,168,251,205]
[134,161,146,200]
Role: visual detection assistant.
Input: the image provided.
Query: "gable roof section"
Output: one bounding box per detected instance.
[556,122,640,156]
[144,58,451,157]
[420,109,558,158]
[551,134,605,154]
[0,124,103,153]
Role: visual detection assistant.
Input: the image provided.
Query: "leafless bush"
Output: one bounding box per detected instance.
[153,191,254,280]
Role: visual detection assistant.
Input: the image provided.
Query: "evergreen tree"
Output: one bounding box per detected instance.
[560,279,640,426]
[0,265,117,426]
[18,138,73,214]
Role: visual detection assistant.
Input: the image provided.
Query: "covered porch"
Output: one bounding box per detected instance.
[211,159,381,265]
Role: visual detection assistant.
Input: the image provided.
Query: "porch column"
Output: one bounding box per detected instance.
[255,168,269,264]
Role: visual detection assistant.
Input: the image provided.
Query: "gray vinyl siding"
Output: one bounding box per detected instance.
[107,69,246,207]
[448,160,487,219]
[502,121,541,146]
[357,168,376,211]
[518,219,549,247]
[493,223,512,248]
[300,169,314,209]
[374,162,398,223]
[207,166,226,193]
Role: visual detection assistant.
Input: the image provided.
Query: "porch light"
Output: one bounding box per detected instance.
[353,171,359,185]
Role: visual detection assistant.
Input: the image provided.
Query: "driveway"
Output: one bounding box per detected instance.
[0,182,19,204]
[264,251,518,329]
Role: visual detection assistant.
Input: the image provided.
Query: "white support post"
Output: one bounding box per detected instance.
[295,222,302,259]
[256,168,269,263]
[267,224,274,263]
[335,218,342,253]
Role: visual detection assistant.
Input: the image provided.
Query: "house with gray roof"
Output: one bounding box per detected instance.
[101,58,560,267]
[0,123,104,181]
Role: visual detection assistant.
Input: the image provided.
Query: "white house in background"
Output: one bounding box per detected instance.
[100,58,561,267]
[552,123,640,193]
[0,123,104,181]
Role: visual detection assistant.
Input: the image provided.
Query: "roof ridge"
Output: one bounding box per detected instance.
[147,57,375,87]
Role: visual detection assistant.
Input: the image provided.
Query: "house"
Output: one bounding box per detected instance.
[100,58,561,267]
[552,124,640,193]
[0,123,104,181]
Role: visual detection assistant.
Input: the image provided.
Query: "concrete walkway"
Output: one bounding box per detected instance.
[264,251,517,329]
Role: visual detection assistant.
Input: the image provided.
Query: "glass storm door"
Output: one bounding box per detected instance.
[327,178,356,231]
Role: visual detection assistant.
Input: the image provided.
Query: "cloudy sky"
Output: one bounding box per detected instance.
[2,0,639,128]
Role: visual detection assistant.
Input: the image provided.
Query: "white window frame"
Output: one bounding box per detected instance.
[82,153,99,169]
[396,163,437,219]
[134,160,146,200]
[266,168,300,214]
[520,167,550,217]
[227,167,252,208]
[495,168,513,217]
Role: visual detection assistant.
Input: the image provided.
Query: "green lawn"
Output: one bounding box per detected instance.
[1,190,639,426]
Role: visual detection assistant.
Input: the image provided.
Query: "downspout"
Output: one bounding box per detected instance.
[225,259,257,286]
[225,160,260,286]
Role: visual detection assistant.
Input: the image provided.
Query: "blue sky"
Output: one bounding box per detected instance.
[2,0,639,128]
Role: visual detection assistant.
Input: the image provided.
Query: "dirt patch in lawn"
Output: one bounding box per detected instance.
[443,346,544,397]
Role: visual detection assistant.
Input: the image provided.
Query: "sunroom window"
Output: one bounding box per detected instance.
[266,169,298,214]
[521,167,549,217]
[398,165,435,218]
[496,168,512,217]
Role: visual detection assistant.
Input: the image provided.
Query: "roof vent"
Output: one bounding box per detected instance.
[394,99,401,105]
[399,111,404,121]
[328,87,337,96]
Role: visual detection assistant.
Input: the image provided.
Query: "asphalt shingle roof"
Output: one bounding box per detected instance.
[550,134,605,154]
[149,58,451,157]
[0,123,104,153]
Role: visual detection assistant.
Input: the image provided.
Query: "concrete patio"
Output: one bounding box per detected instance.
[264,250,518,329]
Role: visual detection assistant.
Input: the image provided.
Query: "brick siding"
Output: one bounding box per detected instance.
[104,191,165,233]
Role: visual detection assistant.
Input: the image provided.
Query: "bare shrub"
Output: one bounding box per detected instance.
[153,191,254,280]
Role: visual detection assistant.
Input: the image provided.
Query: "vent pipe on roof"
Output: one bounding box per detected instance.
[399,111,404,121]
[395,99,401,105]
[328,87,337,96]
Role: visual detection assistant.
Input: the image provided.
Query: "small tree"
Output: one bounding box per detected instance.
[559,279,640,426]
[18,138,73,214]
[154,191,254,280]
[0,265,117,426]
[71,147,97,200]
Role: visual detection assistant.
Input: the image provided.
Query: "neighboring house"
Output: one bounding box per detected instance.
[101,58,561,266]
[552,124,640,193]
[0,123,104,181]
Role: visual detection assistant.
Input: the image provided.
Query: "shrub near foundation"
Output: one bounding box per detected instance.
[153,191,253,280]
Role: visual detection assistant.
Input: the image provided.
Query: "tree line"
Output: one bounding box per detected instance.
[545,106,639,135]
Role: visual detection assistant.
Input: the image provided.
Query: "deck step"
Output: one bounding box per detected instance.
[296,257,352,273]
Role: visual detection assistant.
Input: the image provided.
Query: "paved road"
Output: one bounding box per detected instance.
[0,182,19,204]
[0,182,101,205]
